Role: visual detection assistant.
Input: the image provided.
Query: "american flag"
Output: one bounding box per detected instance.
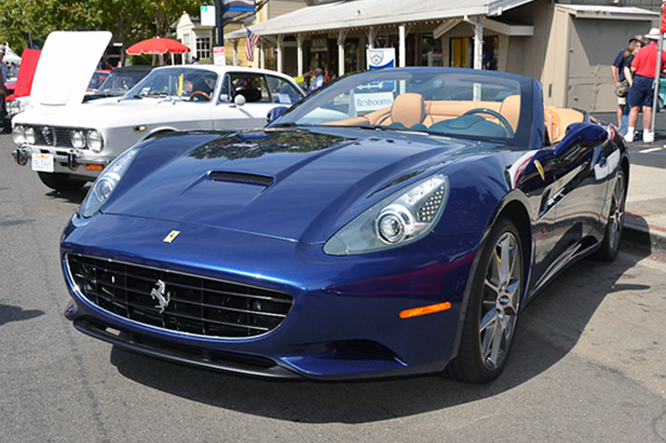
[245,27,259,62]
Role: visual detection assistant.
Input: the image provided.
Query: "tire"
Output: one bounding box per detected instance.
[446,217,524,383]
[37,172,88,192]
[593,168,627,262]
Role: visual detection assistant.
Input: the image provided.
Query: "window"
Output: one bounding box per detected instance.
[266,76,302,104]
[196,32,212,61]
[419,34,443,67]
[229,73,270,103]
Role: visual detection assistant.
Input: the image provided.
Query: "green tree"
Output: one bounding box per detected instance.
[0,0,204,58]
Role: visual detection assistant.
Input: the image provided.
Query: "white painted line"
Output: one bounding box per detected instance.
[639,147,665,153]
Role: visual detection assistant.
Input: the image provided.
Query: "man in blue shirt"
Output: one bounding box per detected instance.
[612,34,645,135]
[310,68,324,93]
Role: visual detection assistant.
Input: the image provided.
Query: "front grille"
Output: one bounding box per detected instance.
[67,255,294,338]
[29,125,82,149]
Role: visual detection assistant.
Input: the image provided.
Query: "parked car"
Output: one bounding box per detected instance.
[12,31,305,192]
[4,48,41,131]
[13,64,304,191]
[61,67,628,382]
[86,69,111,93]
[84,65,155,101]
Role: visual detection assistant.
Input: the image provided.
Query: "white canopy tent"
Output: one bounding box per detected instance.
[3,44,22,64]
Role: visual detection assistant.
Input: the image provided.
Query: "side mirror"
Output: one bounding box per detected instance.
[554,123,608,157]
[234,94,246,107]
[266,106,289,123]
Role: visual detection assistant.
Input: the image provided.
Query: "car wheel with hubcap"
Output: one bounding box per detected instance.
[593,168,627,262]
[446,217,524,383]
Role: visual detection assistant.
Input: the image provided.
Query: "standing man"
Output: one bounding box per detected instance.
[611,35,645,134]
[626,28,666,143]
[309,68,324,93]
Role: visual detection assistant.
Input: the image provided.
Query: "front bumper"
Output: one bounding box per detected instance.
[61,213,480,380]
[12,144,111,179]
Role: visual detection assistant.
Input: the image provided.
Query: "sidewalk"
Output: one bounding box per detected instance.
[624,163,666,253]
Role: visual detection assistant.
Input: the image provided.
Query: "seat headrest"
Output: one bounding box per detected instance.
[390,93,425,128]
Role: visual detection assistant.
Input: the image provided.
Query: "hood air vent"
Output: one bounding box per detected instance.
[208,171,275,187]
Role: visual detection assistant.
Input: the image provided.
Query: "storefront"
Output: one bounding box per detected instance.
[225,0,659,111]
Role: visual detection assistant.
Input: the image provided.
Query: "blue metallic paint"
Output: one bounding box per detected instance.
[60,69,629,380]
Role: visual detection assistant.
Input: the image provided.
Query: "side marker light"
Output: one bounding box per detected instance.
[400,302,451,319]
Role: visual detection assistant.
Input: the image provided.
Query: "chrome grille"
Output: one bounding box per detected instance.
[30,125,81,149]
[67,255,293,338]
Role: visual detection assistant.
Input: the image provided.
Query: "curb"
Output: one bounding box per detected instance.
[623,211,666,254]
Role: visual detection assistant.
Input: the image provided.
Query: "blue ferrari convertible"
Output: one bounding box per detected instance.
[61,68,628,383]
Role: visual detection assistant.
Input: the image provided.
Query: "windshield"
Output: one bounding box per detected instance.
[125,67,218,102]
[97,68,152,95]
[271,67,533,145]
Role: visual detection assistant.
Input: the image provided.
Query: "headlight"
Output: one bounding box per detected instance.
[70,130,85,149]
[7,99,23,116]
[12,124,26,145]
[24,126,36,144]
[87,129,104,153]
[324,174,449,256]
[81,145,140,217]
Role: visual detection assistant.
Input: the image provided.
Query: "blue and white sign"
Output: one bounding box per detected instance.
[367,48,395,70]
[223,0,255,13]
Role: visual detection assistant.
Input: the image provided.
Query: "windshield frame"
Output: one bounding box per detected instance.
[269,67,535,148]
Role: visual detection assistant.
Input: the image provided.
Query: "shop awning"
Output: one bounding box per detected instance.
[556,5,658,21]
[225,0,536,39]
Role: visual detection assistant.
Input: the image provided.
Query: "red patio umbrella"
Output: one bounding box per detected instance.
[125,37,190,55]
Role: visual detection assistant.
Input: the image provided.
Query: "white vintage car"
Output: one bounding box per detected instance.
[11,32,304,192]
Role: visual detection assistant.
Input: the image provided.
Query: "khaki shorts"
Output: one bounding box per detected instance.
[618,96,626,105]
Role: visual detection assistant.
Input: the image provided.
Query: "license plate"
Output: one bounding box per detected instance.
[32,153,54,173]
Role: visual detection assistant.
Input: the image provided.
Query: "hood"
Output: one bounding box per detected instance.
[30,31,111,107]
[15,96,209,128]
[103,129,472,244]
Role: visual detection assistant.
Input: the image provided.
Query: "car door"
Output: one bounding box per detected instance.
[527,123,611,290]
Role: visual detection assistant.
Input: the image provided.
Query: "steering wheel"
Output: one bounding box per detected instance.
[462,108,515,137]
[189,91,211,101]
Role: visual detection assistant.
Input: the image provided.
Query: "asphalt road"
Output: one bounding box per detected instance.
[1,133,666,443]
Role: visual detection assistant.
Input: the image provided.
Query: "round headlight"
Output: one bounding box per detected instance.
[12,124,26,145]
[70,130,85,149]
[87,129,104,153]
[24,126,36,144]
[378,213,405,243]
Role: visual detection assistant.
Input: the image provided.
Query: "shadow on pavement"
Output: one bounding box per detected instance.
[107,241,652,423]
[45,187,90,205]
[0,303,44,327]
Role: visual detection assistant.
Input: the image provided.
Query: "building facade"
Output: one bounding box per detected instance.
[222,0,661,112]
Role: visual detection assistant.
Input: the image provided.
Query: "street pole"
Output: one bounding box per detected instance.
[651,32,663,143]
[651,1,666,143]
[215,0,224,46]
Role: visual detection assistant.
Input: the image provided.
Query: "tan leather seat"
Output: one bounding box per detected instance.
[381,93,426,127]
[499,94,521,132]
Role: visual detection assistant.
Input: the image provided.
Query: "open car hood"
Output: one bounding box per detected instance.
[30,31,111,107]
[10,49,41,100]
[103,129,470,244]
